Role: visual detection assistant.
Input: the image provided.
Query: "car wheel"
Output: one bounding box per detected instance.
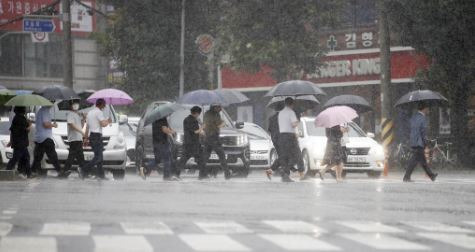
[269,149,277,166]
[367,171,382,178]
[112,170,125,180]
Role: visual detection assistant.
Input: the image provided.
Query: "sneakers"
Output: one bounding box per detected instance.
[224,170,232,180]
[265,169,273,180]
[139,167,146,180]
[430,173,438,182]
[57,170,71,179]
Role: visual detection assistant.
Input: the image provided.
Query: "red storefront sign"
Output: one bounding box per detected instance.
[0,0,96,35]
[221,47,430,91]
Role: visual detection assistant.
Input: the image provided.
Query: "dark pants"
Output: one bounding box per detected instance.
[278,133,301,177]
[270,137,281,171]
[83,133,104,178]
[404,147,436,180]
[32,138,61,173]
[7,147,31,176]
[201,136,228,176]
[156,141,174,178]
[177,144,204,177]
[64,141,85,172]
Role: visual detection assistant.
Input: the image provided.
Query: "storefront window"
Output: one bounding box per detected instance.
[0,33,63,78]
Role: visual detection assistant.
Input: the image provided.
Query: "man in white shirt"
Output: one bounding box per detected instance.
[83,99,112,180]
[277,97,301,182]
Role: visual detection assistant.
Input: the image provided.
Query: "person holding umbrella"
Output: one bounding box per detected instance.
[176,106,205,179]
[6,106,33,178]
[83,98,112,180]
[318,125,347,182]
[265,104,284,180]
[201,105,230,180]
[152,115,178,181]
[403,102,438,182]
[64,100,87,178]
[277,98,301,182]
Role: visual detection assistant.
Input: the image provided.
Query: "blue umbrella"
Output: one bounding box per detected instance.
[144,103,183,126]
[213,89,249,104]
[178,89,227,105]
[15,90,33,95]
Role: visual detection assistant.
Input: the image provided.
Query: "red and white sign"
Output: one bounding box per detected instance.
[221,47,430,91]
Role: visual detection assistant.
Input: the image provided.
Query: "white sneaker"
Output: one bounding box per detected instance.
[139,167,146,180]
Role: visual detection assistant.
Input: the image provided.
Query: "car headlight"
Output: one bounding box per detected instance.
[111,135,125,150]
[369,145,385,158]
[236,134,248,146]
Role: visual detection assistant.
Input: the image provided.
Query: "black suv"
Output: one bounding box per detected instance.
[135,101,251,176]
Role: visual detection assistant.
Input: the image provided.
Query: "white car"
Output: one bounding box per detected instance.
[241,122,277,169]
[297,117,385,178]
[119,118,138,168]
[43,101,128,179]
[0,118,12,165]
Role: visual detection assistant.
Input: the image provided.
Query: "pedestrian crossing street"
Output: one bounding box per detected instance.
[1,220,475,251]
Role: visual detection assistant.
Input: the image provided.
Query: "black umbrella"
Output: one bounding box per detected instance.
[178,89,227,105]
[267,95,320,110]
[324,95,372,113]
[264,80,326,97]
[144,103,183,126]
[394,89,448,107]
[34,85,79,101]
[213,89,249,104]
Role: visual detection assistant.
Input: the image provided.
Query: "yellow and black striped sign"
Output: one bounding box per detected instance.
[381,118,394,176]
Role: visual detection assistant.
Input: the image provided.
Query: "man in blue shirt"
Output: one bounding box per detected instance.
[32,105,70,178]
[403,102,438,182]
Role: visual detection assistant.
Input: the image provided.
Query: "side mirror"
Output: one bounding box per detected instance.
[367,132,375,138]
[119,114,128,125]
[235,121,244,129]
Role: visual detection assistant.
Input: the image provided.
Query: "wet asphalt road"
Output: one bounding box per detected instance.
[0,170,475,252]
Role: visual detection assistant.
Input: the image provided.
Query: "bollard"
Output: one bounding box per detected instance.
[381,118,394,176]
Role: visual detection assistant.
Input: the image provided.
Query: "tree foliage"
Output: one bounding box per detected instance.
[387,0,475,164]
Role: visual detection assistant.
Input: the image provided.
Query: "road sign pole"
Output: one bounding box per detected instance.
[62,0,74,89]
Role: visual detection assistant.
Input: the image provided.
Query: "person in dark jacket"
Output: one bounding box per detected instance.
[403,102,438,182]
[319,125,346,182]
[152,117,178,181]
[7,106,33,178]
[176,106,205,179]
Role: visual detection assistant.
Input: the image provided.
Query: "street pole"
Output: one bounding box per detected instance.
[378,1,394,176]
[62,0,73,89]
[179,0,185,97]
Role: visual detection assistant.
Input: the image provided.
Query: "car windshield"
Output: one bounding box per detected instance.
[305,121,365,137]
[0,121,10,135]
[168,106,233,130]
[241,124,268,140]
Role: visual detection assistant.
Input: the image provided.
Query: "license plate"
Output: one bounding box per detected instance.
[210,153,227,160]
[347,155,367,163]
[84,154,93,161]
[251,154,267,160]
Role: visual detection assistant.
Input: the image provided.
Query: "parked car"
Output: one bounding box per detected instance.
[241,122,276,169]
[119,119,137,168]
[0,117,12,166]
[135,101,251,176]
[42,99,128,179]
[297,117,385,178]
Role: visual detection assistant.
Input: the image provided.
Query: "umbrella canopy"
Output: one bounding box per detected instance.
[0,85,7,90]
[314,106,358,128]
[267,95,320,110]
[324,95,372,113]
[5,94,53,107]
[0,89,16,105]
[86,88,134,105]
[178,89,227,105]
[34,85,79,101]
[394,89,448,107]
[144,103,183,126]
[213,89,249,104]
[15,90,33,95]
[264,80,326,97]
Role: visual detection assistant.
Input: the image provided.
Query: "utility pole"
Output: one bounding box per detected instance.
[62,0,73,89]
[179,0,186,97]
[378,1,394,176]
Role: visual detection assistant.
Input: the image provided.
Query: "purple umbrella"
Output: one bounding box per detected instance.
[314,106,358,128]
[86,88,134,105]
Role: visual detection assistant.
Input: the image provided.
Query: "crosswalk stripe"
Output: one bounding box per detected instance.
[0,222,12,236]
[463,221,475,226]
[340,233,430,250]
[263,220,326,234]
[336,221,404,233]
[120,221,173,235]
[179,234,250,251]
[402,221,474,233]
[194,221,253,234]
[93,235,153,252]
[259,234,340,251]
[417,232,475,249]
[0,237,57,252]
[40,222,91,236]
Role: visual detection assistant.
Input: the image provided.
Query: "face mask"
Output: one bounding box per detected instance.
[72,104,80,111]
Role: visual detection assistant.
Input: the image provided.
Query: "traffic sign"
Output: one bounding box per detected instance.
[23,19,56,33]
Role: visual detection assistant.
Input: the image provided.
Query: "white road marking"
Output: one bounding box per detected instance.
[0,237,57,252]
[0,222,12,236]
[340,233,430,250]
[418,232,475,249]
[179,234,250,251]
[259,234,340,251]
[263,220,326,233]
[93,235,153,252]
[337,221,404,233]
[463,221,475,226]
[402,221,474,233]
[0,216,12,220]
[40,222,91,236]
[195,221,253,234]
[2,210,17,215]
[120,221,173,235]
